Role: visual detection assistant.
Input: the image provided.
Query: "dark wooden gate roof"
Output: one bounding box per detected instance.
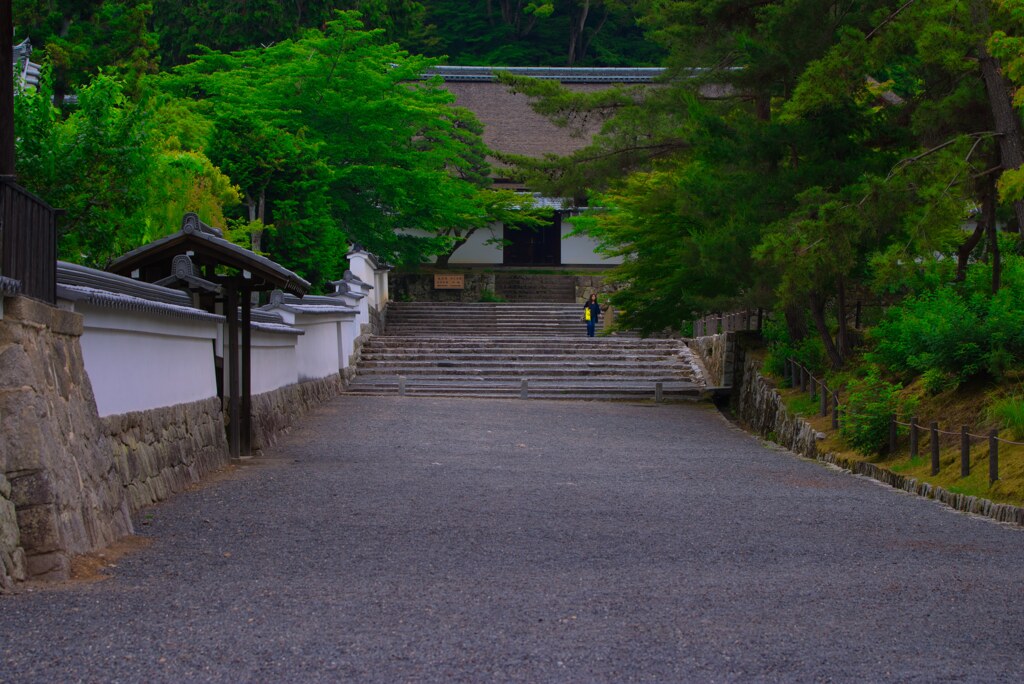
[107,213,310,296]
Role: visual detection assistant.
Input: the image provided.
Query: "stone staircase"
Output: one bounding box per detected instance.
[345,302,706,401]
[494,273,575,303]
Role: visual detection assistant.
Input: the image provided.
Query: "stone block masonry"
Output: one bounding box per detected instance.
[104,397,229,513]
[250,374,346,453]
[0,296,133,587]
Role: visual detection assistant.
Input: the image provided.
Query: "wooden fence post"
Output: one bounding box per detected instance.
[820,385,827,417]
[808,375,815,402]
[989,430,999,484]
[832,392,840,430]
[961,425,970,478]
[930,421,940,476]
[910,417,919,459]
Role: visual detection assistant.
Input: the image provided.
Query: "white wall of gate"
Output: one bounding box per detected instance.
[57,250,389,419]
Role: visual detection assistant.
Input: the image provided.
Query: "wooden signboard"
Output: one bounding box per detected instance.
[434,273,465,290]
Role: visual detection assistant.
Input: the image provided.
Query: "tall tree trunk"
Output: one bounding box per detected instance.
[980,163,1000,292]
[956,222,985,282]
[567,0,591,66]
[809,292,843,369]
[783,301,808,342]
[836,276,851,360]
[973,1,1024,229]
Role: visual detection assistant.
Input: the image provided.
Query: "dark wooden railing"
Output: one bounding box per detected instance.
[0,178,57,304]
[692,308,765,337]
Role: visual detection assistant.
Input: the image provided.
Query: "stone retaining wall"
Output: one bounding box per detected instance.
[731,350,1024,527]
[686,333,733,388]
[104,397,229,513]
[0,296,133,587]
[250,374,345,453]
[391,272,622,304]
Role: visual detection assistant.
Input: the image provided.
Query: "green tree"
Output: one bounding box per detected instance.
[163,12,521,284]
[14,0,158,107]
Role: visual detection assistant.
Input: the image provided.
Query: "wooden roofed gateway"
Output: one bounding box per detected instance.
[108,213,311,458]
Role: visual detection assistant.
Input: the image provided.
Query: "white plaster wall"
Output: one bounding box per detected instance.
[561,219,623,265]
[75,306,219,417]
[338,316,359,369]
[446,224,503,265]
[348,253,375,296]
[293,317,342,381]
[374,269,389,306]
[249,332,299,395]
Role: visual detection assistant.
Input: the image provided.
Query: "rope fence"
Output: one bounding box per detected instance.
[786,358,1015,485]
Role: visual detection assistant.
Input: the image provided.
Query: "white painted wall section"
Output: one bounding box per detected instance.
[561,218,623,265]
[447,224,504,264]
[249,330,300,395]
[73,305,219,417]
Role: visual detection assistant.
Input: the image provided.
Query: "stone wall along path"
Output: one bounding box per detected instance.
[2,395,1024,681]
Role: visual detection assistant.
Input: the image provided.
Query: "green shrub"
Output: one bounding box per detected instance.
[869,254,1024,386]
[840,370,913,455]
[987,394,1024,441]
[762,317,825,385]
[478,289,506,302]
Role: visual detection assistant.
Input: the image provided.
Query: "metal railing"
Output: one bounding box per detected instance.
[1,178,57,304]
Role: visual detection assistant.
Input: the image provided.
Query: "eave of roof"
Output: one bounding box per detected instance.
[57,284,225,324]
[58,261,194,307]
[0,276,21,296]
[107,214,310,296]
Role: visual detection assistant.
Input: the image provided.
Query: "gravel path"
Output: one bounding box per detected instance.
[3,395,1024,683]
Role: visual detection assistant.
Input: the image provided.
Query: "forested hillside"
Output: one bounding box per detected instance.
[12,1,1024,438]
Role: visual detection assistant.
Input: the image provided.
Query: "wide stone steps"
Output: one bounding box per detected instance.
[348,302,703,401]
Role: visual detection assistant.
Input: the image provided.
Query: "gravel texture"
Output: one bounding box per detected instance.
[3,395,1024,683]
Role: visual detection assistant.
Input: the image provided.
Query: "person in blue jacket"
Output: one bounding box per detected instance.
[583,293,602,337]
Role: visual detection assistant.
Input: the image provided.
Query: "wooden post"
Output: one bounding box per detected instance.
[819,385,827,417]
[930,421,940,476]
[808,375,815,402]
[910,417,919,459]
[889,415,897,455]
[520,378,528,399]
[226,287,240,460]
[832,392,839,430]
[655,382,664,403]
[398,376,406,396]
[989,430,999,484]
[240,286,252,456]
[0,0,15,178]
[961,425,970,477]
[756,308,764,332]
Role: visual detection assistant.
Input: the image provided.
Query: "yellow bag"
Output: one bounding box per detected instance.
[584,307,592,321]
